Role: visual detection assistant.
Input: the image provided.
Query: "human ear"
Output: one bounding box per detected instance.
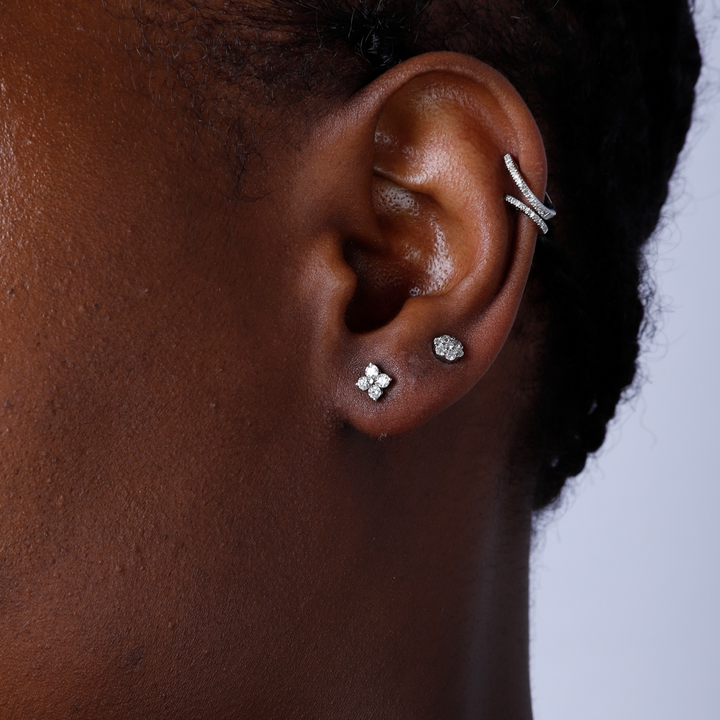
[293,52,549,436]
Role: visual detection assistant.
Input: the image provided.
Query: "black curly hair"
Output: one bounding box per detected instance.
[511,1,702,508]
[120,0,702,508]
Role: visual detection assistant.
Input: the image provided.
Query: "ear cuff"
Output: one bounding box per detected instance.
[503,154,556,235]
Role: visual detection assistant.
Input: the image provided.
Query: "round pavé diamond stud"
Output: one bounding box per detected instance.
[356,363,393,401]
[433,335,465,363]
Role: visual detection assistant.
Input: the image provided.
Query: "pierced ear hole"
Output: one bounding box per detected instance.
[343,241,408,333]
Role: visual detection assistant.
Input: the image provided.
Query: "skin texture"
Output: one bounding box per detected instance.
[0,2,548,717]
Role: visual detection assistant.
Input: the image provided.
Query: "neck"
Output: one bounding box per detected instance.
[304,403,535,719]
[0,373,534,720]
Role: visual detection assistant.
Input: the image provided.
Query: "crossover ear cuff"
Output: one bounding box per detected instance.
[502,153,556,235]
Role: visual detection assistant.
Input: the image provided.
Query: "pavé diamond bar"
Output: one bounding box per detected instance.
[356,363,392,401]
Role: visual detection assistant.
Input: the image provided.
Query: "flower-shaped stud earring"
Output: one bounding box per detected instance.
[433,335,464,362]
[356,363,393,401]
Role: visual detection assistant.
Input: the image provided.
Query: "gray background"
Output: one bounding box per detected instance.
[531,3,720,718]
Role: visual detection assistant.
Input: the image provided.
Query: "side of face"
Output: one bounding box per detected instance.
[0,2,545,715]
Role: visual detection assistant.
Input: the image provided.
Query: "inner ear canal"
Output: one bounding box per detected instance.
[344,175,457,333]
[342,240,410,333]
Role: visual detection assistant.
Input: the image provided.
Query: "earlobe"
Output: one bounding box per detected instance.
[295,52,551,437]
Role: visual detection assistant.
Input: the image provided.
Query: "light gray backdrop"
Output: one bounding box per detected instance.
[531,4,720,719]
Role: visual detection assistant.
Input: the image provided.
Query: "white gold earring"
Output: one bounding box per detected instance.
[356,363,393,401]
[503,153,556,235]
[433,335,464,362]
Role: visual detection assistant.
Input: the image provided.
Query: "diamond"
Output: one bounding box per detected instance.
[376,373,391,389]
[356,376,371,391]
[367,385,383,401]
[365,363,379,379]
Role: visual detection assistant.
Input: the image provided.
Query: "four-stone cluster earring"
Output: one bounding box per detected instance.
[502,153,556,235]
[356,363,393,401]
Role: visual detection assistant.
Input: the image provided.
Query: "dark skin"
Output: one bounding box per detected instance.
[0,2,549,717]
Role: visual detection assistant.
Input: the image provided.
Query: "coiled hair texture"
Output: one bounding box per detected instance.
[512,1,701,508]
